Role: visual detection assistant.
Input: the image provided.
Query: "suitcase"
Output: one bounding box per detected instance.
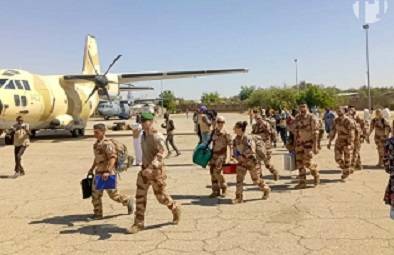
[284,153,296,171]
[193,144,212,168]
[81,174,94,199]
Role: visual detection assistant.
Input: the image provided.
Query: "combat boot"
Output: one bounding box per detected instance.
[209,191,220,198]
[313,175,320,186]
[376,159,384,167]
[232,194,243,204]
[220,188,227,198]
[262,187,271,200]
[87,215,103,221]
[354,165,363,171]
[172,209,181,225]
[295,180,307,189]
[273,171,280,181]
[125,225,144,234]
[341,174,349,182]
[127,197,134,215]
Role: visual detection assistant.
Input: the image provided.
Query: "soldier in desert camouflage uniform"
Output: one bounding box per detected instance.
[368,109,392,167]
[317,118,324,150]
[232,121,270,204]
[208,116,232,198]
[293,103,320,189]
[328,107,355,180]
[252,114,280,181]
[88,124,133,221]
[126,113,180,234]
[349,106,369,170]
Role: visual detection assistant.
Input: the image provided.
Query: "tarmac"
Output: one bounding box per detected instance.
[0,113,393,255]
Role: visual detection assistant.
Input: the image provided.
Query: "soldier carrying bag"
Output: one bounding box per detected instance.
[250,134,267,161]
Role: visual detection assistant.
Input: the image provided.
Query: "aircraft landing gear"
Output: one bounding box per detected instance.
[104,116,110,120]
[71,129,79,138]
[30,130,37,138]
[79,128,85,136]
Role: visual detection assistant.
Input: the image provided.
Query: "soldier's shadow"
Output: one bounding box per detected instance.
[29,214,125,227]
[171,194,233,207]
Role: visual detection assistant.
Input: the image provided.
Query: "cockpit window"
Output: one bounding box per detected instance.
[5,80,16,90]
[15,80,23,90]
[22,80,31,90]
[0,79,7,88]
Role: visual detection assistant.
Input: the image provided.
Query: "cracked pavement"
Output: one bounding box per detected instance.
[0,113,393,255]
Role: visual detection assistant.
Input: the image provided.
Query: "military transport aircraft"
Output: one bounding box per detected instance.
[0,34,248,144]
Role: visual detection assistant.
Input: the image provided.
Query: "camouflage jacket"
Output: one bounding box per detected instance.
[330,116,356,145]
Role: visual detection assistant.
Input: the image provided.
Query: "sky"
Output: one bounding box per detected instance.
[1,0,393,100]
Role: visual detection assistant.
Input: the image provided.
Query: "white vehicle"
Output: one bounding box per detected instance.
[131,103,155,116]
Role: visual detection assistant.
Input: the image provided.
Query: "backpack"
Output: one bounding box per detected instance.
[250,134,267,161]
[109,139,134,174]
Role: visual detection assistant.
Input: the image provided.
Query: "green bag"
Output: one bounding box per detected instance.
[193,144,212,168]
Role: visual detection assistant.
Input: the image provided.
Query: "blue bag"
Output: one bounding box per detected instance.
[95,175,117,190]
[193,144,212,168]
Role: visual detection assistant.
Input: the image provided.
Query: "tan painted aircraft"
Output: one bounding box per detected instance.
[0,35,248,143]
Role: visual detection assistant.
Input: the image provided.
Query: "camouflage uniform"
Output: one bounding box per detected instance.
[209,128,232,197]
[317,119,324,150]
[251,120,279,180]
[132,129,180,229]
[91,138,129,217]
[232,134,270,203]
[369,118,391,166]
[350,114,369,170]
[294,113,319,188]
[329,116,355,179]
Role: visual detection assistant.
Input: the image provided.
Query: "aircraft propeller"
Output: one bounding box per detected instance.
[85,52,122,103]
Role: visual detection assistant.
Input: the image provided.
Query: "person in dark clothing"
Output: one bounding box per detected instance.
[162,113,180,157]
[278,112,288,146]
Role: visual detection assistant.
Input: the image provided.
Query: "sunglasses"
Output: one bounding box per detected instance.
[217,121,225,124]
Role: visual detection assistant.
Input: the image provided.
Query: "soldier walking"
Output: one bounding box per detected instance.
[328,107,355,180]
[349,106,369,171]
[208,116,232,198]
[368,109,392,167]
[87,124,134,220]
[161,113,181,157]
[293,102,320,189]
[232,121,270,204]
[11,116,30,177]
[127,113,181,234]
[251,114,279,181]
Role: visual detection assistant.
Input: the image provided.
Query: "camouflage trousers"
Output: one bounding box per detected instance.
[318,130,324,150]
[133,169,179,227]
[295,141,318,181]
[263,141,277,174]
[375,138,386,160]
[91,177,129,216]
[236,160,269,196]
[209,157,227,192]
[351,140,362,168]
[334,140,353,177]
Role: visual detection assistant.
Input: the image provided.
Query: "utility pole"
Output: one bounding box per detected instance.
[294,59,299,93]
[363,24,372,111]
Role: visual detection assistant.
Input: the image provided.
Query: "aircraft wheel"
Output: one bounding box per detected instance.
[30,130,37,138]
[5,135,13,145]
[79,129,85,136]
[71,129,79,138]
[104,116,110,120]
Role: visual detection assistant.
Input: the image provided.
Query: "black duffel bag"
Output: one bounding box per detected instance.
[81,174,94,199]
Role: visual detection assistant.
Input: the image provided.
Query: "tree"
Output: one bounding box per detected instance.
[201,92,222,104]
[239,85,256,101]
[159,90,176,112]
[297,85,335,109]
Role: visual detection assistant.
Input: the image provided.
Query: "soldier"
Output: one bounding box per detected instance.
[232,121,270,204]
[293,102,320,189]
[11,116,31,177]
[328,107,355,180]
[87,124,133,220]
[349,106,369,170]
[126,113,180,234]
[208,116,232,198]
[368,109,392,166]
[161,113,181,157]
[251,114,279,181]
[317,118,324,150]
[198,106,212,144]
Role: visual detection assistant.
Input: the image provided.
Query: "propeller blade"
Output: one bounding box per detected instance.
[87,50,99,75]
[102,87,111,102]
[104,54,122,75]
[85,85,98,103]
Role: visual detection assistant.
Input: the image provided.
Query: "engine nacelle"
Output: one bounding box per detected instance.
[98,73,119,100]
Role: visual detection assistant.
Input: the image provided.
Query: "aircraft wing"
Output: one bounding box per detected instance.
[119,84,154,91]
[63,68,248,83]
[118,68,248,83]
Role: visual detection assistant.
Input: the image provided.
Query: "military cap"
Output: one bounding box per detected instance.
[141,113,154,120]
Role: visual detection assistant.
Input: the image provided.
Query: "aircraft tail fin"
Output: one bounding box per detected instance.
[82,35,101,75]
